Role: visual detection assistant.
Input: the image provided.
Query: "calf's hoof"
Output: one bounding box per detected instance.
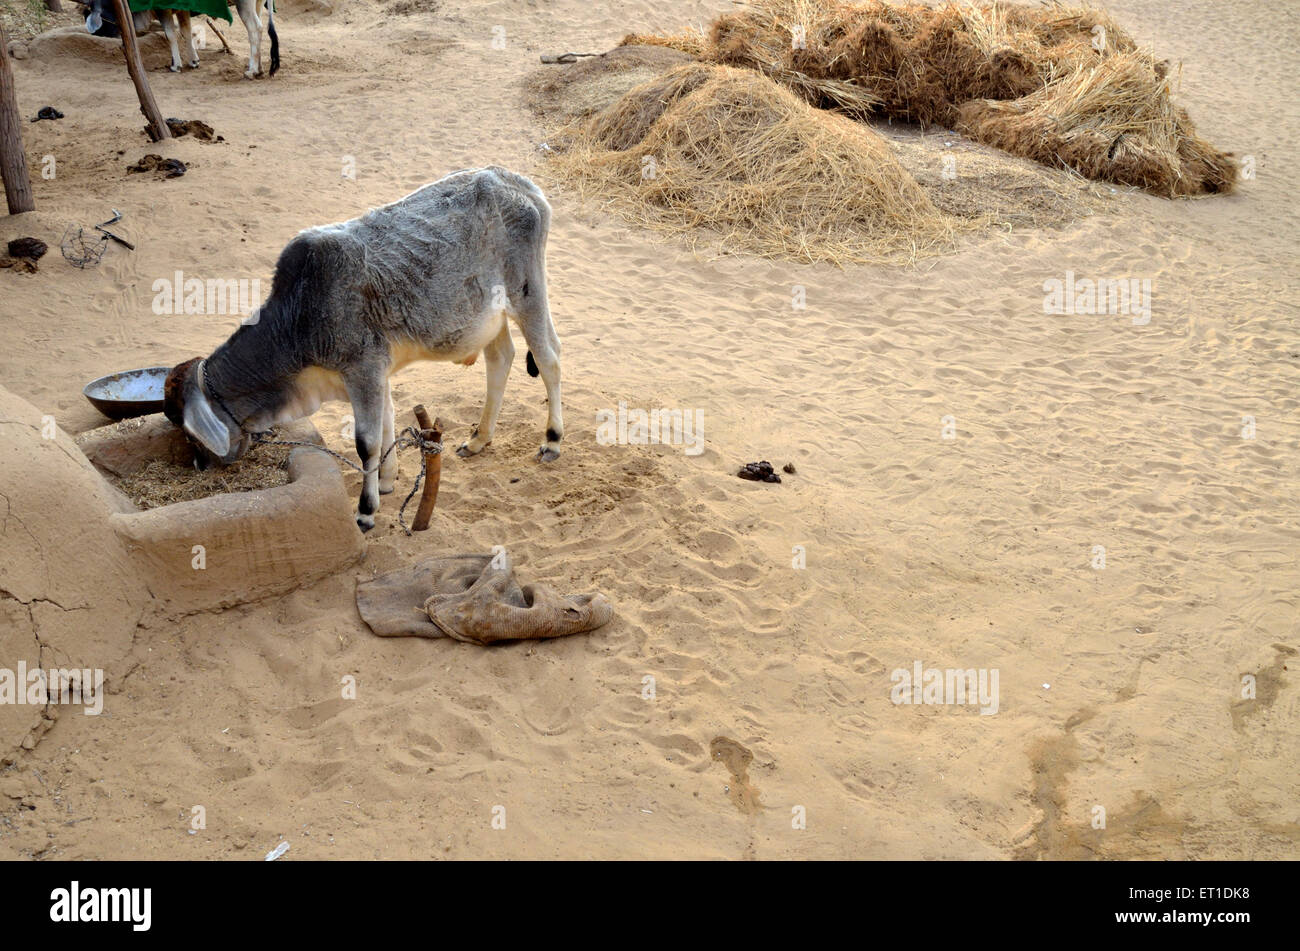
[188,59,200,69]
[169,64,181,73]
[536,446,560,463]
[378,480,396,495]
[457,438,490,458]
[356,513,375,533]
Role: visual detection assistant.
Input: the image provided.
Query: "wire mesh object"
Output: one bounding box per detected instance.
[61,224,108,268]
[61,210,135,268]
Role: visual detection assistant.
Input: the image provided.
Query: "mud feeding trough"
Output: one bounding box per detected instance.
[76,415,362,614]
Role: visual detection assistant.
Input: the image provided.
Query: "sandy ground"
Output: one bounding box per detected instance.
[0,0,1296,859]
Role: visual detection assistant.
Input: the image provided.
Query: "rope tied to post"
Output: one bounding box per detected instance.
[199,363,445,535]
[249,422,443,536]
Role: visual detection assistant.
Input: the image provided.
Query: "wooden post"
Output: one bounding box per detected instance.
[111,0,170,142]
[0,22,35,215]
[411,404,443,532]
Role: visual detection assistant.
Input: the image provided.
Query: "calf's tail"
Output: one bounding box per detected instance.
[526,351,540,378]
[267,0,280,75]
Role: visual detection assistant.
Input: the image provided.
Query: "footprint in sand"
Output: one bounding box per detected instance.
[710,735,761,816]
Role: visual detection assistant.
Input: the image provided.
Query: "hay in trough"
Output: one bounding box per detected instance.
[111,440,292,510]
[957,51,1237,196]
[620,0,1235,196]
[545,63,955,265]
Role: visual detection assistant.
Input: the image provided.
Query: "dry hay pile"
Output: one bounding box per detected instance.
[546,63,954,264]
[881,125,1108,227]
[618,25,714,60]
[620,0,1235,197]
[957,51,1236,195]
[525,45,699,125]
[111,440,291,510]
[532,45,1107,246]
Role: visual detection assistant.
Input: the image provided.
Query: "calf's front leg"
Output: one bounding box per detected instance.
[345,372,387,532]
[379,383,398,495]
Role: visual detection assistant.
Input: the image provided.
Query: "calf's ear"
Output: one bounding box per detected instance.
[182,389,231,458]
[163,357,201,426]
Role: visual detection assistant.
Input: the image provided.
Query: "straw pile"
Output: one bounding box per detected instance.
[958,51,1237,195]
[546,63,955,264]
[676,0,1134,123]
[525,45,698,126]
[111,441,291,509]
[619,0,1235,196]
[619,27,714,60]
[884,126,1108,227]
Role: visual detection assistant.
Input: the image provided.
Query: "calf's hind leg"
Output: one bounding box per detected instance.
[235,0,263,78]
[178,11,199,68]
[518,310,562,462]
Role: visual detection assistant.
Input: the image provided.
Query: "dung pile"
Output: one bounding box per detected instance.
[546,63,954,264]
[620,0,1235,197]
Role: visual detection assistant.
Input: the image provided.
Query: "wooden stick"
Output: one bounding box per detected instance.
[111,0,170,142]
[0,22,35,215]
[540,52,600,64]
[204,17,233,55]
[411,404,443,532]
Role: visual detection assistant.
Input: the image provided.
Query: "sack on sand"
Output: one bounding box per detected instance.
[356,553,613,645]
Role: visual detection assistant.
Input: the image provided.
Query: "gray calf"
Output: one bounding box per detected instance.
[163,167,563,531]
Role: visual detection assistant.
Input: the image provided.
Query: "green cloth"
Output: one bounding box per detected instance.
[129,0,234,24]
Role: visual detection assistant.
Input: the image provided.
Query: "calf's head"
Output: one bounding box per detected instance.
[164,358,249,470]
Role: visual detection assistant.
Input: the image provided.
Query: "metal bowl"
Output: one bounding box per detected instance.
[83,366,171,420]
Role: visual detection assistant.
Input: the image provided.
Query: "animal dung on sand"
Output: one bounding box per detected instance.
[7,238,48,260]
[164,117,221,141]
[738,460,782,483]
[128,154,187,178]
